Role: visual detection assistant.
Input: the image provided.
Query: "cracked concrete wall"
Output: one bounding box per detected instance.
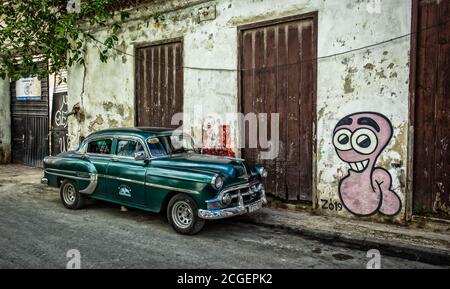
[67,0,412,222]
[315,1,411,223]
[0,76,11,164]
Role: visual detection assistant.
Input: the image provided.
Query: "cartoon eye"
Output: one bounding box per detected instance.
[351,128,378,155]
[333,129,352,151]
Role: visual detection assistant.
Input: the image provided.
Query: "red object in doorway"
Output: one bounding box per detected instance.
[202,125,235,157]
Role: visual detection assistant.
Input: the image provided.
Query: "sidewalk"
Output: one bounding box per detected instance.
[234,204,450,266]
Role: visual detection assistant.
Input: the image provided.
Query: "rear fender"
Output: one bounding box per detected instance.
[43,155,98,195]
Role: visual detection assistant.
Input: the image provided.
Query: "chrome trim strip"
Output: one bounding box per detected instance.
[46,168,86,175]
[45,169,91,181]
[221,181,260,194]
[146,173,210,184]
[198,190,267,220]
[206,182,263,203]
[98,174,199,195]
[46,168,198,195]
[98,173,199,195]
[97,174,146,186]
[44,169,98,195]
[79,174,98,195]
[145,183,199,195]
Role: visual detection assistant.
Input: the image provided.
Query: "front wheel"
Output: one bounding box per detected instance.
[167,194,205,235]
[60,179,86,210]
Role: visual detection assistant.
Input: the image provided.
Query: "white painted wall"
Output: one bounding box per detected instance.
[0,76,11,163]
[67,0,412,222]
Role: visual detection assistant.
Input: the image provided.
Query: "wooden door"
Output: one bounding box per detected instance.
[239,13,317,201]
[412,0,450,214]
[135,40,183,128]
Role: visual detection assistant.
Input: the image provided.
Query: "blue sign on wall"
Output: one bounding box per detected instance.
[16,76,41,100]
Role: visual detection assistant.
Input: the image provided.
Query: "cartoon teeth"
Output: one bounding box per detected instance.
[348,160,369,172]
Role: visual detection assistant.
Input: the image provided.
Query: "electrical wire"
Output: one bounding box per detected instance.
[89,17,449,72]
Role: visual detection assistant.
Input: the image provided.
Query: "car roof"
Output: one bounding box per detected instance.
[87,127,177,139]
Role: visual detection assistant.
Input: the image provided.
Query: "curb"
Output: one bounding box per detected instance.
[233,216,450,266]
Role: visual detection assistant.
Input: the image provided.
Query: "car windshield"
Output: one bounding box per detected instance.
[146,134,197,157]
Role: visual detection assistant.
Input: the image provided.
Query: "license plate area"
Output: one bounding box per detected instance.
[246,202,262,213]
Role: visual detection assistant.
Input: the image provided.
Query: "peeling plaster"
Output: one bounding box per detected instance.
[66,0,413,223]
[88,115,105,132]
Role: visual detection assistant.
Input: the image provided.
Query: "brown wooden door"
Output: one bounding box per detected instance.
[412,0,450,214]
[239,14,317,201]
[135,40,183,127]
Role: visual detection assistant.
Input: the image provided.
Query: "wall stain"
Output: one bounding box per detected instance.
[88,115,104,132]
[364,63,375,70]
[376,69,387,79]
[344,74,355,94]
[103,101,114,111]
[342,57,357,94]
[108,119,119,128]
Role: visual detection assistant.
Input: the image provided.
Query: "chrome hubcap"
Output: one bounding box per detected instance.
[172,201,193,229]
[63,183,76,205]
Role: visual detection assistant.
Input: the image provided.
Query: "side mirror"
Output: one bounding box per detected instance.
[134,151,147,161]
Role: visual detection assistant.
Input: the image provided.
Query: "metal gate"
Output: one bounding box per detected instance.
[50,71,69,156]
[51,92,68,155]
[135,39,184,127]
[10,75,49,167]
[239,13,317,201]
[411,0,450,214]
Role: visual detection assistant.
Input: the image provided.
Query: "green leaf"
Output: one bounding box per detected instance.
[0,0,131,78]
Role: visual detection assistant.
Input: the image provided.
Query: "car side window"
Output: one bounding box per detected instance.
[147,137,168,157]
[116,139,145,157]
[87,139,112,155]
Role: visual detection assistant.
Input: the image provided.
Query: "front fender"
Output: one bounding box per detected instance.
[146,166,219,210]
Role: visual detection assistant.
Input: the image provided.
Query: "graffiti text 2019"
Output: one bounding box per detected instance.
[321,199,343,212]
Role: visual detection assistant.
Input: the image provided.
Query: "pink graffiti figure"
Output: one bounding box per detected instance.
[332,112,401,216]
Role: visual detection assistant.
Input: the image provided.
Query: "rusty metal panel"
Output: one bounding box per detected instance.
[413,0,450,214]
[239,14,317,201]
[10,73,49,168]
[136,40,183,128]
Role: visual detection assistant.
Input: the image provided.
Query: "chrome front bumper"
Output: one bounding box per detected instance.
[198,187,267,220]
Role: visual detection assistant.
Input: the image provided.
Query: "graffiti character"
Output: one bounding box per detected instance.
[332,112,401,216]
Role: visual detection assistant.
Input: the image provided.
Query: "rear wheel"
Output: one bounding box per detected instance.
[167,193,205,235]
[60,179,86,210]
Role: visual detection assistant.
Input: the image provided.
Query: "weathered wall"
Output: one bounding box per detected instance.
[0,76,11,163]
[67,0,412,222]
[315,1,411,223]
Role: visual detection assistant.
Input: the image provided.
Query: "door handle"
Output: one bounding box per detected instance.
[111,157,119,162]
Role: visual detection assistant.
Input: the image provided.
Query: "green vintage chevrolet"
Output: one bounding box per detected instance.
[41,127,267,234]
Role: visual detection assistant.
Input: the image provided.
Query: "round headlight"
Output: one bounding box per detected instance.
[211,175,224,190]
[260,168,268,178]
[221,192,232,205]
